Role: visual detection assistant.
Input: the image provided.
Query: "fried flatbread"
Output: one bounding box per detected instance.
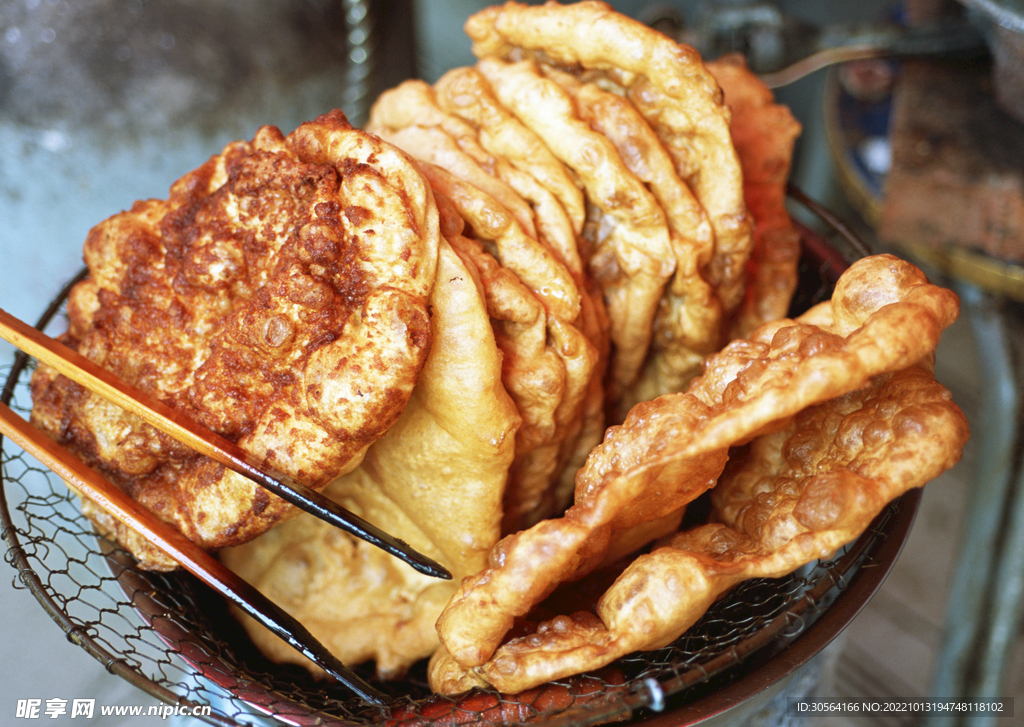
[543,67,722,410]
[432,254,961,692]
[369,71,605,528]
[220,238,519,678]
[416,161,581,325]
[707,55,803,339]
[430,182,599,530]
[373,76,583,274]
[431,363,968,693]
[465,0,752,316]
[434,66,587,239]
[29,111,439,570]
[475,56,675,396]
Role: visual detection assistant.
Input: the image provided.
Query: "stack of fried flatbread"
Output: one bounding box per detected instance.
[430,252,967,693]
[220,0,813,679]
[30,0,968,695]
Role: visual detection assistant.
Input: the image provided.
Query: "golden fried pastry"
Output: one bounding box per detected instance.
[434,66,587,240]
[372,77,578,266]
[432,254,961,693]
[475,56,676,396]
[434,389,726,673]
[436,68,585,232]
[680,255,959,452]
[416,161,581,325]
[428,181,600,530]
[220,238,520,678]
[371,73,606,353]
[544,68,722,410]
[444,231,568,529]
[29,111,439,570]
[421,71,614,519]
[465,0,752,316]
[368,72,605,529]
[706,55,803,339]
[372,122,539,241]
[432,363,968,694]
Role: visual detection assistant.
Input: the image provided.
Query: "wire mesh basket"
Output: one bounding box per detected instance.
[0,191,919,727]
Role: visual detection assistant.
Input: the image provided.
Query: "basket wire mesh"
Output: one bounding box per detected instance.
[0,195,916,727]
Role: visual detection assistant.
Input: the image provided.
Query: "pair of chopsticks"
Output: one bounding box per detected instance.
[0,307,451,705]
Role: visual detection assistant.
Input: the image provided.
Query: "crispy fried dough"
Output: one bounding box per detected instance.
[434,390,726,672]
[431,363,967,694]
[434,193,561,460]
[220,238,519,678]
[376,75,585,277]
[434,66,587,239]
[432,254,960,691]
[419,164,604,527]
[512,312,601,528]
[415,158,581,325]
[432,184,600,530]
[475,56,675,395]
[29,111,439,570]
[403,74,611,519]
[682,255,959,453]
[544,68,722,410]
[707,55,803,339]
[445,230,568,527]
[370,121,539,242]
[371,74,605,351]
[465,0,752,316]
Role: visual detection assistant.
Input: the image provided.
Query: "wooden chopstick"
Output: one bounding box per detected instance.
[0,308,450,581]
[0,400,387,705]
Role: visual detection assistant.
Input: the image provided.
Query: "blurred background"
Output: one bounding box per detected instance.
[1,0,1021,724]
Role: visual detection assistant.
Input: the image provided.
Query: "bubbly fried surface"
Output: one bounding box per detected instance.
[707,55,803,340]
[220,239,520,678]
[432,181,600,531]
[475,57,675,395]
[432,362,968,693]
[544,68,722,411]
[444,228,569,529]
[417,161,581,325]
[686,255,960,455]
[368,69,605,529]
[435,389,725,671]
[465,0,752,317]
[431,363,967,694]
[434,66,587,240]
[431,254,963,693]
[29,111,439,570]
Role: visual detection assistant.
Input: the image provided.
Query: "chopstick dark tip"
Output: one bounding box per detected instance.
[322,665,388,707]
[303,643,387,706]
[269,478,453,580]
[399,544,453,580]
[223,567,388,706]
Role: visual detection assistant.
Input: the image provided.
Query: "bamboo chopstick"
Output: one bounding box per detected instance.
[0,307,450,581]
[0,400,386,705]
